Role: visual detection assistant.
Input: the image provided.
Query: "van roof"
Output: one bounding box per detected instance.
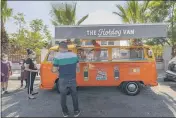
[49,44,76,50]
[49,44,151,51]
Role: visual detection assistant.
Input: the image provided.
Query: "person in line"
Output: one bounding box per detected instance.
[1,53,12,94]
[77,48,86,61]
[66,39,73,45]
[89,40,101,61]
[25,49,39,99]
[19,58,27,88]
[52,41,80,117]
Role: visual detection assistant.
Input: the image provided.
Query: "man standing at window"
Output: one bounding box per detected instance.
[52,41,80,117]
[89,40,101,61]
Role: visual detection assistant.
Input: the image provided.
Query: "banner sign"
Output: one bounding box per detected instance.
[55,23,167,39]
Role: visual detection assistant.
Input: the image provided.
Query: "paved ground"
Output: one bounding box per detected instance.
[1,70,176,117]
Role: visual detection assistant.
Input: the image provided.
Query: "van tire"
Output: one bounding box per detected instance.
[123,81,140,96]
[56,79,70,95]
[119,82,125,92]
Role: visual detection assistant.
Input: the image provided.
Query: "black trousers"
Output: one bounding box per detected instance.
[27,72,36,94]
[59,79,79,113]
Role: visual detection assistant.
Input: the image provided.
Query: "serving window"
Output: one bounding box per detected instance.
[112,48,145,61]
[77,48,108,62]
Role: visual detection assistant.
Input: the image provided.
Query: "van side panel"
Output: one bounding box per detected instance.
[40,61,157,89]
[40,63,57,89]
[76,61,157,86]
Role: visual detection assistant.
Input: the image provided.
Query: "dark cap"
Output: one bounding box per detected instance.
[59,41,68,49]
[26,48,33,55]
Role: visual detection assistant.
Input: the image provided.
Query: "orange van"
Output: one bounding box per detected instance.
[40,44,157,96]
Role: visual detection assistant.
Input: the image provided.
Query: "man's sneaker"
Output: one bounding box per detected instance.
[28,94,36,99]
[62,112,69,117]
[74,110,81,117]
[32,91,38,95]
[4,91,9,94]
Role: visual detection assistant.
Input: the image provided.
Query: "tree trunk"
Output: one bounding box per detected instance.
[1,19,9,54]
[171,2,175,58]
[172,45,176,58]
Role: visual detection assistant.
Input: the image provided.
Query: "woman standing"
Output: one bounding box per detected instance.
[25,49,39,99]
[1,53,12,94]
[19,58,27,88]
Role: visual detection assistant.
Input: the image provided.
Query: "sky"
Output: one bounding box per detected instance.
[6,1,125,37]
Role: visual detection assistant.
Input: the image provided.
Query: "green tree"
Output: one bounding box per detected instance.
[147,1,171,22]
[50,2,88,45]
[144,1,172,46]
[113,1,150,45]
[113,1,176,57]
[13,13,26,32]
[169,2,176,57]
[9,17,52,55]
[113,1,150,24]
[9,13,26,52]
[145,1,176,56]
[1,0,13,54]
[30,19,44,32]
[29,19,52,50]
[50,2,88,25]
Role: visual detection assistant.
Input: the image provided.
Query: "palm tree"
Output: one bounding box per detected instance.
[50,2,88,45]
[50,2,88,26]
[113,1,150,24]
[113,1,150,46]
[1,0,13,54]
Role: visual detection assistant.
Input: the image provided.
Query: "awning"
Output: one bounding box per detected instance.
[55,23,168,39]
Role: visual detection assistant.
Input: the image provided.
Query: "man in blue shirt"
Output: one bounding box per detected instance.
[52,41,80,117]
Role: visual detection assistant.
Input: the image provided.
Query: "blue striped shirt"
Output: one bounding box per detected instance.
[53,51,79,79]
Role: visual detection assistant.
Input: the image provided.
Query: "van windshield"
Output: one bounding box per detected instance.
[47,50,73,62]
[47,51,58,62]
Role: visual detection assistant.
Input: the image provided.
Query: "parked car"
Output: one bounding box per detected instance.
[164,56,176,82]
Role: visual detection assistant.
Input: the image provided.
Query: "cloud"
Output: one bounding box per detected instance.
[80,9,122,25]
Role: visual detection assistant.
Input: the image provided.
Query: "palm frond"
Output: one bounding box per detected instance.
[1,0,13,23]
[65,3,73,24]
[76,14,88,25]
[50,2,81,25]
[113,12,123,18]
[114,4,130,23]
[72,2,77,24]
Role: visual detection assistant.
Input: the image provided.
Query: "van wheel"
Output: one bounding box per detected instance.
[119,82,125,92]
[56,80,70,95]
[123,81,140,96]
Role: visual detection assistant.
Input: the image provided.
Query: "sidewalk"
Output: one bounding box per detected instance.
[157,69,166,78]
[9,70,40,80]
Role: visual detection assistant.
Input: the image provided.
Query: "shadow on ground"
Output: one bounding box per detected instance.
[1,83,39,98]
[1,84,176,117]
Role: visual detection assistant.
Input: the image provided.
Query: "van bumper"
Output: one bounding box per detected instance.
[150,82,158,86]
[40,84,53,90]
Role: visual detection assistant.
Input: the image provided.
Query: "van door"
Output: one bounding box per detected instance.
[40,50,58,89]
